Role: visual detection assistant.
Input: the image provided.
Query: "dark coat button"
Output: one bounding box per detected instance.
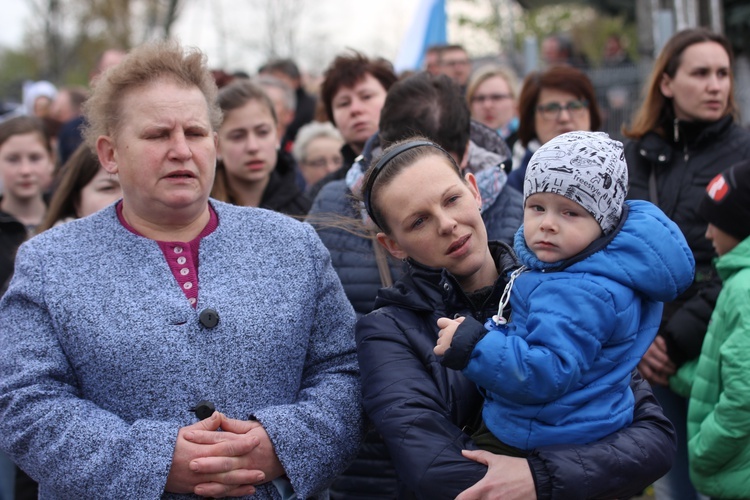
[199,308,219,328]
[190,400,215,420]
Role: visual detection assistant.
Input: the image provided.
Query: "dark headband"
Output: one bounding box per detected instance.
[363,140,454,230]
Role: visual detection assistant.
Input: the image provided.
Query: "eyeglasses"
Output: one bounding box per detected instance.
[303,156,343,169]
[471,93,513,104]
[442,59,470,67]
[536,99,589,120]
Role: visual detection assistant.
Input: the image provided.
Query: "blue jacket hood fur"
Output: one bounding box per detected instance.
[0,200,362,499]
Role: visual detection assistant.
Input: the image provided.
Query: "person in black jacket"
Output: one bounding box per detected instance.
[310,72,523,499]
[211,79,310,217]
[258,58,317,148]
[622,27,750,500]
[356,137,676,499]
[0,116,54,500]
[0,116,54,289]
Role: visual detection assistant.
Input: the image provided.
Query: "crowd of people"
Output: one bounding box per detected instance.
[0,26,748,500]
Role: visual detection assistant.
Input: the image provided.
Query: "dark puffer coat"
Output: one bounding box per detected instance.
[625,115,750,365]
[0,203,28,292]
[312,125,522,498]
[260,150,311,216]
[357,242,677,499]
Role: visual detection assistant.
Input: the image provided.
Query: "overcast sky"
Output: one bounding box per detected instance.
[0,0,424,75]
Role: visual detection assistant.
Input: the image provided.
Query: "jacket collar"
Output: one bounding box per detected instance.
[374,241,520,319]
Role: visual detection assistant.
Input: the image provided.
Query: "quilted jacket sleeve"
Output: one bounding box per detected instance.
[530,371,676,499]
[688,285,750,476]
[356,309,487,500]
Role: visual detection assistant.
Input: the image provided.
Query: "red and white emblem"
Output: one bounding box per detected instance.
[706,174,729,202]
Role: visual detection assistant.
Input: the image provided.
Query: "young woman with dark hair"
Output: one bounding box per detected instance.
[623,27,750,500]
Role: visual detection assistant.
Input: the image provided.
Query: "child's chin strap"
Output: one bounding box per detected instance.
[491,266,527,326]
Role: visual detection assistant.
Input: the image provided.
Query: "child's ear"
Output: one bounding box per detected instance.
[376,232,407,260]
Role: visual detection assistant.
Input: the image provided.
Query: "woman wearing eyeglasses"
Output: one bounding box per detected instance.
[466,65,521,152]
[622,28,750,500]
[506,65,601,192]
[292,121,345,193]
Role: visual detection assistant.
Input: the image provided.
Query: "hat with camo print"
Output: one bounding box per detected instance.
[523,131,628,234]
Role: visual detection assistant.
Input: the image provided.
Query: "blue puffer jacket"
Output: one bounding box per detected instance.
[444,200,695,451]
[309,126,523,317]
[357,241,678,499]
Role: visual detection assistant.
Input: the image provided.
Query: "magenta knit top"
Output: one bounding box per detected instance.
[116,201,218,307]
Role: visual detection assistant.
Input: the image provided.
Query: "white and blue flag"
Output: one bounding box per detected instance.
[394,0,448,73]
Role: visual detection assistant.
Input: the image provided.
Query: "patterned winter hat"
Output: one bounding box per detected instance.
[523,131,629,234]
[699,160,750,242]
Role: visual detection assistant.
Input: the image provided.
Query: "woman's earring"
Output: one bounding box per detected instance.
[478,206,483,213]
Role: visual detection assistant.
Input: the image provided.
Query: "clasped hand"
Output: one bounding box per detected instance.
[165,411,285,498]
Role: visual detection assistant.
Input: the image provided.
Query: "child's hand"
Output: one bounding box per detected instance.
[435,316,465,356]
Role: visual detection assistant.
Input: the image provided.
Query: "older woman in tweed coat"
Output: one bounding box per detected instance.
[0,40,362,499]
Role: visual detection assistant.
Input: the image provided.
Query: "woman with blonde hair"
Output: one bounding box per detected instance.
[623,27,750,500]
[292,121,344,191]
[466,64,520,151]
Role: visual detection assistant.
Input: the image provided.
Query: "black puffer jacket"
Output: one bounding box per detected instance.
[260,150,311,216]
[357,242,677,499]
[0,203,28,292]
[625,115,750,364]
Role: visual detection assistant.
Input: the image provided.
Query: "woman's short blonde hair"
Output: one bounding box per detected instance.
[292,121,343,164]
[82,39,222,150]
[465,64,520,107]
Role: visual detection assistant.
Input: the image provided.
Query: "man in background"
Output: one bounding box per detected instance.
[437,44,471,93]
[259,58,317,148]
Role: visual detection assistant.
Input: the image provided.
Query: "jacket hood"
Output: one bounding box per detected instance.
[514,199,695,302]
[716,235,750,282]
[467,120,511,172]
